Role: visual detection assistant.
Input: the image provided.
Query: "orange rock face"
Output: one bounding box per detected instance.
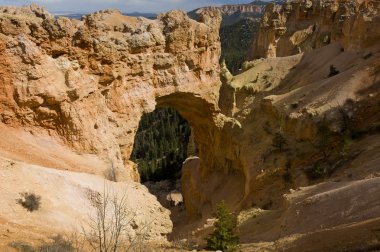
[250,0,380,58]
[0,5,222,182]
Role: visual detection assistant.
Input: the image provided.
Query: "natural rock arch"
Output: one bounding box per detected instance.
[0,5,247,218]
[154,92,246,218]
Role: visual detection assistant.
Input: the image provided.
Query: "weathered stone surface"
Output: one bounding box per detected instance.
[192,2,266,17]
[0,6,223,184]
[250,0,380,58]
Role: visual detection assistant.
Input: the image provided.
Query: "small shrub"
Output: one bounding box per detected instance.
[9,235,75,252]
[17,192,41,212]
[328,65,339,77]
[290,102,299,109]
[338,107,354,133]
[38,235,74,252]
[337,107,355,154]
[206,202,239,252]
[306,161,325,179]
[272,132,287,152]
[8,241,35,252]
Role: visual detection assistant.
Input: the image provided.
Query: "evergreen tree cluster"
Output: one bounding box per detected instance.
[130,108,191,182]
[220,17,260,74]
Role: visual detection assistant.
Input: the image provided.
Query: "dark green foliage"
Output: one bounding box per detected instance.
[130,108,191,182]
[306,161,325,179]
[17,192,41,212]
[328,65,340,77]
[272,132,287,152]
[220,18,260,74]
[206,202,239,252]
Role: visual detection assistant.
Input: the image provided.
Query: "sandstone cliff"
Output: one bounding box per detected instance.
[0,5,222,182]
[209,2,265,16]
[0,4,224,247]
[250,0,380,58]
[189,1,275,27]
[191,1,265,16]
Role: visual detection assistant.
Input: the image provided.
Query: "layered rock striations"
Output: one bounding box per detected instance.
[0,5,222,182]
[204,2,265,16]
[188,1,278,27]
[250,0,380,58]
[191,1,264,15]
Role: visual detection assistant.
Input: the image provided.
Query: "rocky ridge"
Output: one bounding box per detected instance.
[188,1,279,27]
[191,1,265,16]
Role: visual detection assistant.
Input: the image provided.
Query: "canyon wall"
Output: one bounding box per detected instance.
[193,3,265,16]
[188,1,276,27]
[183,0,380,221]
[250,0,380,58]
[0,2,380,249]
[198,0,380,249]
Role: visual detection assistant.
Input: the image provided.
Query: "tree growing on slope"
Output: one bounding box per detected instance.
[206,202,239,252]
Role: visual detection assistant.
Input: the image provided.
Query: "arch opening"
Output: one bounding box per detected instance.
[130,107,194,183]
[130,105,201,236]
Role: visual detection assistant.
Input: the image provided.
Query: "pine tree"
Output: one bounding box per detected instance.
[206,202,239,252]
[272,132,287,152]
